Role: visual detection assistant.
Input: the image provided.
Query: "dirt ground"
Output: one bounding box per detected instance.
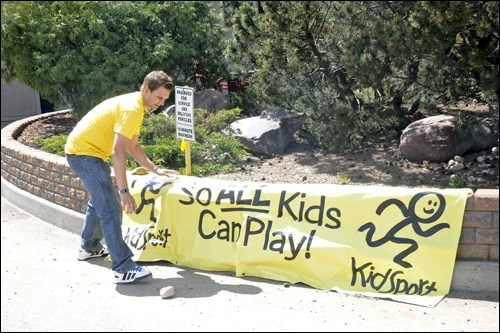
[16,111,499,191]
[214,139,499,191]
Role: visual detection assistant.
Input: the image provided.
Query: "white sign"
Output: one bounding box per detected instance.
[174,86,195,142]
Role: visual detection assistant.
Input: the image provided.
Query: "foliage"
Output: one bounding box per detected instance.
[4,1,499,156]
[1,1,229,118]
[34,135,67,156]
[32,108,248,177]
[449,176,465,189]
[224,1,499,152]
[132,108,249,176]
[336,172,351,185]
[455,110,493,143]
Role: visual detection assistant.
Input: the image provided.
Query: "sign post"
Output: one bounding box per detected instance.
[174,86,195,175]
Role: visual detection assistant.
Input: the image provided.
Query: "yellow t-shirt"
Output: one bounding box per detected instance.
[65,91,145,161]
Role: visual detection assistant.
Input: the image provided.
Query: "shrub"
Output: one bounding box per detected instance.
[34,135,67,156]
[137,108,248,176]
[449,176,465,189]
[32,107,249,177]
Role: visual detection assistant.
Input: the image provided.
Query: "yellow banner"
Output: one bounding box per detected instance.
[123,173,471,307]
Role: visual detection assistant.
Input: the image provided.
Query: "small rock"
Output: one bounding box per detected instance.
[160,286,175,299]
[450,163,465,171]
[283,282,290,288]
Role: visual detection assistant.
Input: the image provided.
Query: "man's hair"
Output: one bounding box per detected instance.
[142,71,173,91]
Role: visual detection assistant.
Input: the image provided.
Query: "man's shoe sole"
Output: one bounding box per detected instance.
[77,254,109,261]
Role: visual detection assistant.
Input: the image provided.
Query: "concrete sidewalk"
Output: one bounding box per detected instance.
[1,178,499,332]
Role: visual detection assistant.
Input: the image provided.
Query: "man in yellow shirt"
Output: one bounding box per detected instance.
[65,70,179,284]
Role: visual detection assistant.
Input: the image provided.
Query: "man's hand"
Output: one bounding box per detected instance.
[120,192,137,214]
[155,168,180,177]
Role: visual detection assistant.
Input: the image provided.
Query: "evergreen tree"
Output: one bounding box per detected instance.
[225,1,499,151]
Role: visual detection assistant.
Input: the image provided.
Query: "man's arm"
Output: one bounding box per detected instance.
[112,132,136,214]
[128,135,179,176]
[127,135,156,171]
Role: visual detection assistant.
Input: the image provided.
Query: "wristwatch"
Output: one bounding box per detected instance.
[118,188,129,194]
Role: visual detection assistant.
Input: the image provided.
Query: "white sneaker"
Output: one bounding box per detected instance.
[77,245,109,261]
[114,265,152,284]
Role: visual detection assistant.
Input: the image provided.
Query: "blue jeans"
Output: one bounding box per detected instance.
[66,155,135,273]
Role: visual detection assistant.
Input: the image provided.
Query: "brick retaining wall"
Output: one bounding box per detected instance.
[2,111,498,262]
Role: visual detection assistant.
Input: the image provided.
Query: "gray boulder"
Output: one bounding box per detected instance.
[228,108,305,156]
[194,89,229,112]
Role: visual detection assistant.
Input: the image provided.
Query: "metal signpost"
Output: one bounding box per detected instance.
[175,86,195,175]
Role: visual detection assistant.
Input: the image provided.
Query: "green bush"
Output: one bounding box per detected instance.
[137,108,248,176]
[32,107,249,177]
[1,2,228,119]
[449,176,465,189]
[34,135,67,156]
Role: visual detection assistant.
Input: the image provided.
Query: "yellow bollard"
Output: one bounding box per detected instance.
[185,141,191,176]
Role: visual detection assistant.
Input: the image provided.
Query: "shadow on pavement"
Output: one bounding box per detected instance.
[448,290,499,302]
[115,266,262,298]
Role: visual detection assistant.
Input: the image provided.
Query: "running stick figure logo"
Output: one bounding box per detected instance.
[358,192,448,268]
[131,178,172,223]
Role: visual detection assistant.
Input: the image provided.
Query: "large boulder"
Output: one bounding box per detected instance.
[194,89,229,112]
[227,108,305,156]
[400,114,498,162]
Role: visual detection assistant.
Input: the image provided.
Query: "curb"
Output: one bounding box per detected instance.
[2,176,498,294]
